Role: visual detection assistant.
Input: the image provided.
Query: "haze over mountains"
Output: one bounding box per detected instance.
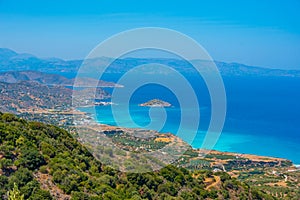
[1,50,300,199]
[1,48,299,77]
[0,71,122,87]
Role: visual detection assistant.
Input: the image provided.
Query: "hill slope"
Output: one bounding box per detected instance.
[0,81,110,114]
[0,113,275,199]
[0,71,122,87]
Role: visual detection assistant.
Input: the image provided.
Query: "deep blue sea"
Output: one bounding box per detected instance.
[73,73,300,164]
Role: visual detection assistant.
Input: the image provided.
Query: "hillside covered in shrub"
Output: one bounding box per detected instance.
[0,112,275,199]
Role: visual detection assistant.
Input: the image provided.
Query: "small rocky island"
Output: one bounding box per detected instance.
[139,99,172,107]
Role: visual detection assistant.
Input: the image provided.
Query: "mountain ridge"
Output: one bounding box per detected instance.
[0,70,123,87]
[1,48,299,77]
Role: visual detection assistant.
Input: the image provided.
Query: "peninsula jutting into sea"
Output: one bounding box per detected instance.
[1,25,300,200]
[0,48,299,199]
[0,48,299,166]
[1,1,300,198]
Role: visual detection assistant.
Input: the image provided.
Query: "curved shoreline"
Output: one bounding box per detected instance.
[75,106,296,165]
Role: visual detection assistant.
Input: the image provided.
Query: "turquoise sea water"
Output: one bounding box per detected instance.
[78,75,300,164]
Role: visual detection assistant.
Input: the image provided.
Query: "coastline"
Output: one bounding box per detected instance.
[75,106,296,166]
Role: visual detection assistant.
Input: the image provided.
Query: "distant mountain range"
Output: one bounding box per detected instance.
[0,71,123,87]
[0,48,300,77]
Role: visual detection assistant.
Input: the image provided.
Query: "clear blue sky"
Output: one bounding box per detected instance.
[0,0,299,69]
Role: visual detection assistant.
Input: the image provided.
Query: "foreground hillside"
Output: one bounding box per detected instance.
[0,113,276,200]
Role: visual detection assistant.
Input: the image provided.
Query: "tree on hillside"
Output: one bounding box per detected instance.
[7,183,24,200]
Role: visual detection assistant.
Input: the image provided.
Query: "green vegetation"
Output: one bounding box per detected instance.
[0,112,288,199]
[205,154,237,160]
[109,132,168,152]
[7,183,24,200]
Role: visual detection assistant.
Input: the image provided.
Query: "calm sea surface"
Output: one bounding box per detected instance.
[74,73,300,164]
